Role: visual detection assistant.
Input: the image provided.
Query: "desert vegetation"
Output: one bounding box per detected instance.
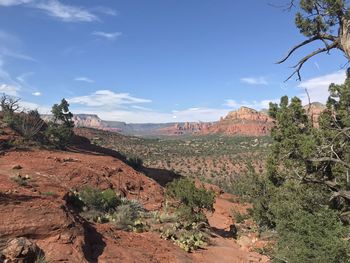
[77,128,272,189]
[0,95,74,149]
[227,75,350,262]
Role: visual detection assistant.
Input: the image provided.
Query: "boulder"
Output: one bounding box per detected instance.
[1,237,42,263]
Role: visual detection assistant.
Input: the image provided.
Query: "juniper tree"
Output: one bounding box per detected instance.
[278,0,350,81]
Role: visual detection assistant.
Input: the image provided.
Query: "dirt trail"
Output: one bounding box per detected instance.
[191,193,269,263]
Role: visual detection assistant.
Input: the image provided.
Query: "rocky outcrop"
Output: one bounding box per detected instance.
[201,107,274,136]
[41,114,107,130]
[160,122,214,135]
[1,237,43,263]
[225,107,272,122]
[0,148,174,262]
[72,114,107,130]
[303,102,326,128]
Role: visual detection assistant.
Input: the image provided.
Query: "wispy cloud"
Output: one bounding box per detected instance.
[0,30,35,61]
[75,76,95,83]
[241,77,268,85]
[0,84,19,96]
[35,0,98,22]
[171,107,229,123]
[0,31,38,98]
[32,91,41,96]
[0,0,99,22]
[92,6,117,16]
[69,90,152,108]
[224,98,278,110]
[298,70,346,104]
[0,0,31,6]
[16,72,34,83]
[92,31,122,40]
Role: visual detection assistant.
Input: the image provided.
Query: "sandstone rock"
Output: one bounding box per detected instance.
[1,237,42,263]
[202,107,274,136]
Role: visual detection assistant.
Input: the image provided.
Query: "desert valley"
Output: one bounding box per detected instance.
[1,1,350,263]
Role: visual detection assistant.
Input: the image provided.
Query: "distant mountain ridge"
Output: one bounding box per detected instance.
[41,102,325,136]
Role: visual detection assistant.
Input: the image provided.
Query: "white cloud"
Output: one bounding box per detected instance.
[224,98,279,110]
[0,47,35,61]
[19,100,51,113]
[0,0,99,22]
[69,90,152,108]
[32,91,41,96]
[0,84,19,96]
[35,0,98,22]
[92,31,122,40]
[17,72,34,83]
[73,107,231,123]
[170,107,229,123]
[298,70,346,104]
[93,6,117,16]
[224,99,239,108]
[241,77,268,85]
[0,0,31,6]
[75,76,94,83]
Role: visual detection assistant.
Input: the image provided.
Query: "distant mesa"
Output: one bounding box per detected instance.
[41,103,325,137]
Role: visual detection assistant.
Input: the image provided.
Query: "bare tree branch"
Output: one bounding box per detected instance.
[309,157,350,169]
[284,41,339,81]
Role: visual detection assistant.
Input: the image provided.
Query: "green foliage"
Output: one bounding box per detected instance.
[295,0,345,38]
[252,74,350,261]
[46,98,74,148]
[166,178,215,222]
[45,124,74,149]
[79,187,119,212]
[51,98,74,127]
[75,127,272,188]
[72,187,145,229]
[110,198,144,230]
[11,174,30,187]
[231,209,249,224]
[275,208,349,263]
[160,222,209,252]
[228,163,265,202]
[126,156,143,170]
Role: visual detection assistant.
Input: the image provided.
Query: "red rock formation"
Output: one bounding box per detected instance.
[201,107,274,136]
[159,122,215,135]
[303,102,326,128]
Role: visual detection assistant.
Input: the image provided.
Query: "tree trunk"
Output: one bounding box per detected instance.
[340,17,350,60]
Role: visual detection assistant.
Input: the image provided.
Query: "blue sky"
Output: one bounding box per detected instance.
[0,0,347,123]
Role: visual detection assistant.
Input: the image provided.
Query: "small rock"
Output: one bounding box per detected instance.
[12,165,22,170]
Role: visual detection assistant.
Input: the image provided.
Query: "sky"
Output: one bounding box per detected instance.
[0,0,348,123]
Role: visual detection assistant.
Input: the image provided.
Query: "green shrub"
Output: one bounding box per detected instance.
[275,208,350,263]
[227,163,264,202]
[11,175,29,187]
[79,187,119,212]
[45,124,74,149]
[160,222,209,252]
[231,209,249,224]
[110,199,144,230]
[166,178,215,223]
[45,98,74,149]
